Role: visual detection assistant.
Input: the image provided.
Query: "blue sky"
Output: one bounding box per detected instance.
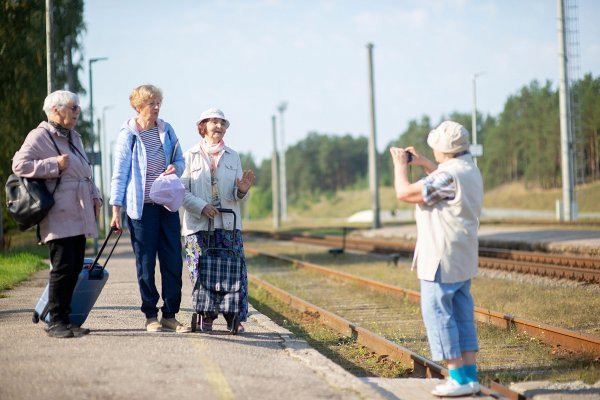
[82,0,600,169]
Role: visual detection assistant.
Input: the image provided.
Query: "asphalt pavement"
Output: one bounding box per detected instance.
[2,225,599,399]
[0,235,392,400]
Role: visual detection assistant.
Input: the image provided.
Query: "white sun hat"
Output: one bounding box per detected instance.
[196,107,230,128]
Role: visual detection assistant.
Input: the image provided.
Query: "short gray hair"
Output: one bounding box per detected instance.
[42,90,79,118]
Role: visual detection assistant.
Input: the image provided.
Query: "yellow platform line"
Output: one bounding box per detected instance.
[193,338,235,400]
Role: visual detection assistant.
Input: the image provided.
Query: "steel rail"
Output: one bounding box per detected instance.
[478,257,600,282]
[249,274,524,399]
[246,231,600,282]
[246,247,600,357]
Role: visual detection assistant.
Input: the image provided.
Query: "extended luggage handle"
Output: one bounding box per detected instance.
[88,227,122,273]
[205,208,237,255]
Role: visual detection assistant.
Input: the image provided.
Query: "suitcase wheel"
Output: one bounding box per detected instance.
[32,311,40,324]
[191,313,197,333]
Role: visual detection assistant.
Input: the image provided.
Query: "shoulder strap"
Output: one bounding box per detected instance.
[45,130,61,194]
[36,130,62,244]
[46,130,61,155]
[170,139,179,164]
[165,128,178,164]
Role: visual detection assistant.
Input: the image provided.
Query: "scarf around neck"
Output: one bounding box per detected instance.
[200,139,225,171]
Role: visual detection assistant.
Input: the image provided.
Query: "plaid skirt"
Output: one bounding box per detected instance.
[185,229,248,320]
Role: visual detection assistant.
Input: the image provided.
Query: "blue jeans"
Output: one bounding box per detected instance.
[128,204,183,319]
[420,268,479,361]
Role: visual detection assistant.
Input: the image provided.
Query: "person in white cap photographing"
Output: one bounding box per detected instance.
[181,108,255,333]
[390,120,483,397]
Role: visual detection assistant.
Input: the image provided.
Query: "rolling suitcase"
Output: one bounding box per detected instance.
[32,228,121,327]
[191,208,243,334]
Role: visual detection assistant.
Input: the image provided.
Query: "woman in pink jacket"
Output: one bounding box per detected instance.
[12,90,102,339]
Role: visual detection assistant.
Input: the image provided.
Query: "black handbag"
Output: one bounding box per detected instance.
[5,131,61,231]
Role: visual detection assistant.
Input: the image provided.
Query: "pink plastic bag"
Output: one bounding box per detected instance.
[149,173,185,211]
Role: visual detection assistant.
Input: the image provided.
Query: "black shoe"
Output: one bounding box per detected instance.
[224,313,240,334]
[46,322,74,338]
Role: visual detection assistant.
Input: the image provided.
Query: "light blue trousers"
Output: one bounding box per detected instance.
[420,268,479,361]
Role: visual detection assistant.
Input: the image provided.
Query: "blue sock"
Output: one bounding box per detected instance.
[449,367,468,385]
[463,364,478,383]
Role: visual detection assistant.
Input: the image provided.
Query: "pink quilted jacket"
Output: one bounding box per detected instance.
[12,121,102,243]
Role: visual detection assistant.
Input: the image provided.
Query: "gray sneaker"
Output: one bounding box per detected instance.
[46,322,74,339]
[68,325,91,337]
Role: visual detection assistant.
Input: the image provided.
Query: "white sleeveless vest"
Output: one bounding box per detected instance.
[412,154,483,283]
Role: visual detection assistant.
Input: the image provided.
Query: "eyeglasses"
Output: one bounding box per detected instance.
[146,101,161,108]
[63,104,80,112]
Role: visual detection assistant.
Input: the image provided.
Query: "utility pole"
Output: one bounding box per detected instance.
[278,102,288,221]
[89,57,108,248]
[65,36,75,92]
[271,115,280,230]
[102,106,113,235]
[557,0,576,221]
[366,43,381,229]
[96,117,106,236]
[471,72,485,165]
[46,0,54,94]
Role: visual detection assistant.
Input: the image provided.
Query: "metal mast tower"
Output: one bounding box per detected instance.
[557,0,579,221]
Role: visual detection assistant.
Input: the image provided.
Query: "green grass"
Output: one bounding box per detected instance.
[483,180,600,212]
[0,230,48,297]
[0,252,47,297]
[244,181,600,231]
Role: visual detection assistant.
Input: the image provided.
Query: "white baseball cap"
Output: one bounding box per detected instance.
[427,121,470,153]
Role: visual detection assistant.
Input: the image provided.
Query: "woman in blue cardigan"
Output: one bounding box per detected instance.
[110,84,189,333]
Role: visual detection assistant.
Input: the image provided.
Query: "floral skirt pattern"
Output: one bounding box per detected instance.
[184,229,248,321]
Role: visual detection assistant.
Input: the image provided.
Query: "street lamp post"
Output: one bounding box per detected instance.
[277,102,288,222]
[88,57,108,249]
[471,71,485,166]
[89,58,108,150]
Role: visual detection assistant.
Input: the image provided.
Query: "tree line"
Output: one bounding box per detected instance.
[1,0,89,231]
[245,75,600,217]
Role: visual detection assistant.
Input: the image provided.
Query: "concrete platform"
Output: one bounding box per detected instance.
[2,229,598,399]
[0,235,472,400]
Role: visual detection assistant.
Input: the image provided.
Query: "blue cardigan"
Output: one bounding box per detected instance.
[109,118,184,219]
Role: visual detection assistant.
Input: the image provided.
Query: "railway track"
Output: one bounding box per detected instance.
[246,230,600,283]
[249,275,523,399]
[246,246,600,357]
[245,240,600,394]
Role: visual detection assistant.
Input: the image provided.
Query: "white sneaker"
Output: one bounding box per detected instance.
[431,378,477,397]
[469,381,481,394]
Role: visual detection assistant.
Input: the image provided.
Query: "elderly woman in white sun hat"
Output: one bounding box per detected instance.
[181,108,255,333]
[390,121,483,398]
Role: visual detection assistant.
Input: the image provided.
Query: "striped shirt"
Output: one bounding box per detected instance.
[420,171,456,206]
[139,126,166,203]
